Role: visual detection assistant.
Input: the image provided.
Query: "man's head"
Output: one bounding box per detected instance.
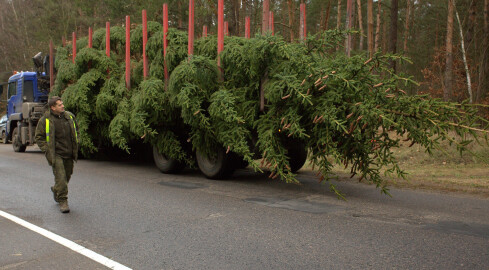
[48,96,65,115]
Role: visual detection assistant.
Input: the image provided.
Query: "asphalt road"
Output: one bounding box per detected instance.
[1,143,488,270]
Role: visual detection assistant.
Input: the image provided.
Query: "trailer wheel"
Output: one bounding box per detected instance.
[287,141,307,172]
[152,145,184,174]
[196,147,235,179]
[12,127,26,152]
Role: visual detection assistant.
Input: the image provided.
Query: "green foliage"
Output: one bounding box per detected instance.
[53,25,489,196]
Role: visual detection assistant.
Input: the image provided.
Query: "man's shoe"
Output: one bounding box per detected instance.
[51,186,60,203]
[59,201,70,213]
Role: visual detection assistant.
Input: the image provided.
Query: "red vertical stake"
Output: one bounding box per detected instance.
[224,21,229,36]
[126,16,131,90]
[203,25,207,38]
[217,0,224,77]
[49,40,53,93]
[88,27,93,48]
[245,16,250,38]
[262,0,270,34]
[106,22,110,57]
[188,0,194,58]
[72,32,76,63]
[163,4,168,82]
[269,11,274,36]
[142,10,148,78]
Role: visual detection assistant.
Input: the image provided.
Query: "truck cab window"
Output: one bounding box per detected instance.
[23,80,34,102]
[7,82,17,99]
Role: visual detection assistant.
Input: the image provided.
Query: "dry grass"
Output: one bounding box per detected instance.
[303,132,489,198]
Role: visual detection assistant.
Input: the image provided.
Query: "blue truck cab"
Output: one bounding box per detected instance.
[2,71,49,151]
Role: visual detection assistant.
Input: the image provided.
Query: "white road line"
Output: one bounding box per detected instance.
[0,210,132,270]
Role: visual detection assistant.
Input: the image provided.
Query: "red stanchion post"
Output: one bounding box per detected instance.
[106,22,110,57]
[142,10,148,78]
[126,16,131,90]
[269,11,274,36]
[262,0,270,34]
[163,4,168,82]
[49,40,53,93]
[188,0,194,58]
[245,16,250,39]
[224,21,229,36]
[203,25,207,38]
[72,32,76,63]
[217,0,224,78]
[88,27,93,48]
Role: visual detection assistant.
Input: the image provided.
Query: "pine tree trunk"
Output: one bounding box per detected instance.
[288,0,295,42]
[389,0,399,72]
[324,0,332,30]
[262,0,270,34]
[357,0,364,50]
[444,0,454,102]
[336,0,342,51]
[374,0,382,53]
[233,0,240,36]
[382,7,388,54]
[403,0,413,52]
[368,0,374,56]
[345,0,353,56]
[478,0,489,102]
[465,0,476,50]
[337,0,342,29]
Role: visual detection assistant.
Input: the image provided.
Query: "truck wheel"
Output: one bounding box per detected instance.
[287,141,308,172]
[153,145,184,173]
[12,127,26,152]
[196,147,235,179]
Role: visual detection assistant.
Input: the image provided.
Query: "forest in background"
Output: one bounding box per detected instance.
[0,0,488,112]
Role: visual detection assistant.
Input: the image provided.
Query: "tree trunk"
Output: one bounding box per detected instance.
[403,0,413,52]
[288,0,295,41]
[345,0,353,56]
[382,6,388,54]
[178,1,183,29]
[232,0,240,36]
[374,0,382,53]
[357,0,364,50]
[368,0,374,56]
[465,0,476,50]
[262,0,270,34]
[337,0,342,29]
[389,0,399,72]
[324,0,332,30]
[454,1,473,103]
[444,0,454,102]
[478,0,489,102]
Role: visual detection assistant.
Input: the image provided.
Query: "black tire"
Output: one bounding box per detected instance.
[12,127,26,152]
[152,145,184,174]
[196,147,235,179]
[286,141,308,172]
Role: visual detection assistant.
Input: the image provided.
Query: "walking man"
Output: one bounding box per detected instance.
[35,96,78,213]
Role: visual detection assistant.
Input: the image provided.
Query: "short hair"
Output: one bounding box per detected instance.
[48,96,62,108]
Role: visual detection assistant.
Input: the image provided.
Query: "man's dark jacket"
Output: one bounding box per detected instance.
[35,110,79,165]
